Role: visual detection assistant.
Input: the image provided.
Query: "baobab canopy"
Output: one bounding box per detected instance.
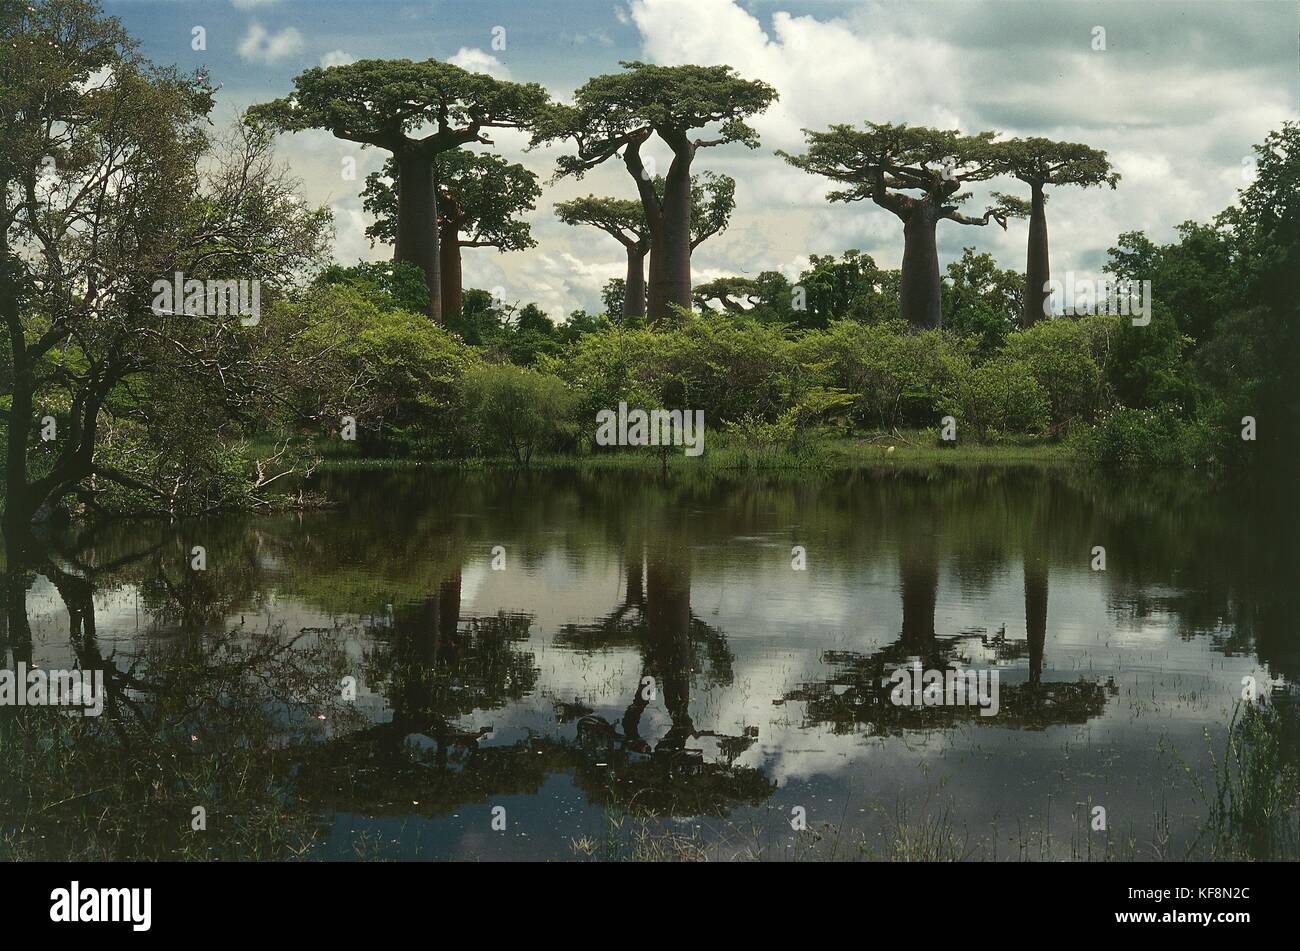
[782,122,1025,330]
[361,151,542,318]
[989,137,1119,325]
[249,59,549,323]
[533,61,777,324]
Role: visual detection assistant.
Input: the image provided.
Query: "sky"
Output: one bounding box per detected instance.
[104,0,1300,319]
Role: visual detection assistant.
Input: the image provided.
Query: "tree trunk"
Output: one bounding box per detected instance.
[624,245,647,321]
[2,358,33,543]
[646,148,694,325]
[899,203,942,331]
[440,223,463,320]
[394,148,442,322]
[1023,182,1050,327]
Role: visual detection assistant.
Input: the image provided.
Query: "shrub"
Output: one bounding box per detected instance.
[1077,405,1210,468]
[462,363,578,464]
[795,320,971,430]
[1002,317,1108,433]
[942,357,1050,440]
[266,286,477,456]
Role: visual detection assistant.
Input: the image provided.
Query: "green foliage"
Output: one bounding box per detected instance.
[315,260,430,315]
[1002,316,1112,432]
[794,320,970,429]
[362,149,541,251]
[249,58,549,145]
[534,61,778,174]
[462,363,578,464]
[1076,406,1209,469]
[942,248,1023,354]
[941,357,1050,440]
[267,286,477,456]
[990,136,1119,190]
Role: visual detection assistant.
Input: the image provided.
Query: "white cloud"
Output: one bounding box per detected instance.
[319,49,356,68]
[237,22,304,65]
[448,47,511,80]
[231,0,282,9]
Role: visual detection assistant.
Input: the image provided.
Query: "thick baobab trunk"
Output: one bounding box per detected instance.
[899,204,943,330]
[439,223,463,320]
[394,148,442,322]
[646,150,694,325]
[624,245,647,321]
[1023,183,1050,327]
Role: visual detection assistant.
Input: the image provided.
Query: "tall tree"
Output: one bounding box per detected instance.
[991,137,1118,326]
[782,122,1017,330]
[361,150,542,318]
[249,60,548,321]
[556,171,735,322]
[1,0,330,544]
[555,194,649,321]
[533,62,776,324]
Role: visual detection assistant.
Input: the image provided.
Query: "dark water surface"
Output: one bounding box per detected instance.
[5,466,1297,860]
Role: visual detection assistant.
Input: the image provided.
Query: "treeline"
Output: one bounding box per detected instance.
[2,0,1297,538]
[288,112,1298,475]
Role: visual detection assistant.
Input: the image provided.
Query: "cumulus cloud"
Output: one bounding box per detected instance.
[625,0,1295,286]
[448,47,511,80]
[237,22,304,64]
[319,49,356,68]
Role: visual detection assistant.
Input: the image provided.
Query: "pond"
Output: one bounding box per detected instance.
[3,465,1296,860]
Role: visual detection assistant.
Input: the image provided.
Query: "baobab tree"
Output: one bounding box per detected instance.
[991,137,1119,325]
[782,122,1019,330]
[361,151,542,318]
[249,59,548,321]
[533,62,776,324]
[555,194,649,321]
[556,172,736,322]
[694,276,761,313]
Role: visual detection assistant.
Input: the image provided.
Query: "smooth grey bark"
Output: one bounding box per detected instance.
[394,148,442,322]
[624,245,647,321]
[439,221,463,320]
[1024,182,1051,327]
[625,136,694,325]
[899,203,943,331]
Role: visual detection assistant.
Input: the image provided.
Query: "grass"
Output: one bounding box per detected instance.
[315,430,1076,475]
[1185,701,1300,860]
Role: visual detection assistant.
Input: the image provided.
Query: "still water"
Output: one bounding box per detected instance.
[4,465,1297,860]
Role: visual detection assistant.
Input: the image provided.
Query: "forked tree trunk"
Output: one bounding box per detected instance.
[899,204,943,330]
[394,148,442,322]
[1023,183,1051,327]
[624,246,647,321]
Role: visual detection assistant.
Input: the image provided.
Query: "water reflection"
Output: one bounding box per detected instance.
[1,465,1296,859]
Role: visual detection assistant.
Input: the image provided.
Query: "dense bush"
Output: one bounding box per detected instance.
[794,319,971,430]
[1075,406,1210,468]
[266,286,478,456]
[1002,316,1113,433]
[462,363,579,463]
[941,357,1051,440]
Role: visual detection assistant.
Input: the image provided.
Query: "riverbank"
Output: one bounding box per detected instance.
[314,431,1078,474]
